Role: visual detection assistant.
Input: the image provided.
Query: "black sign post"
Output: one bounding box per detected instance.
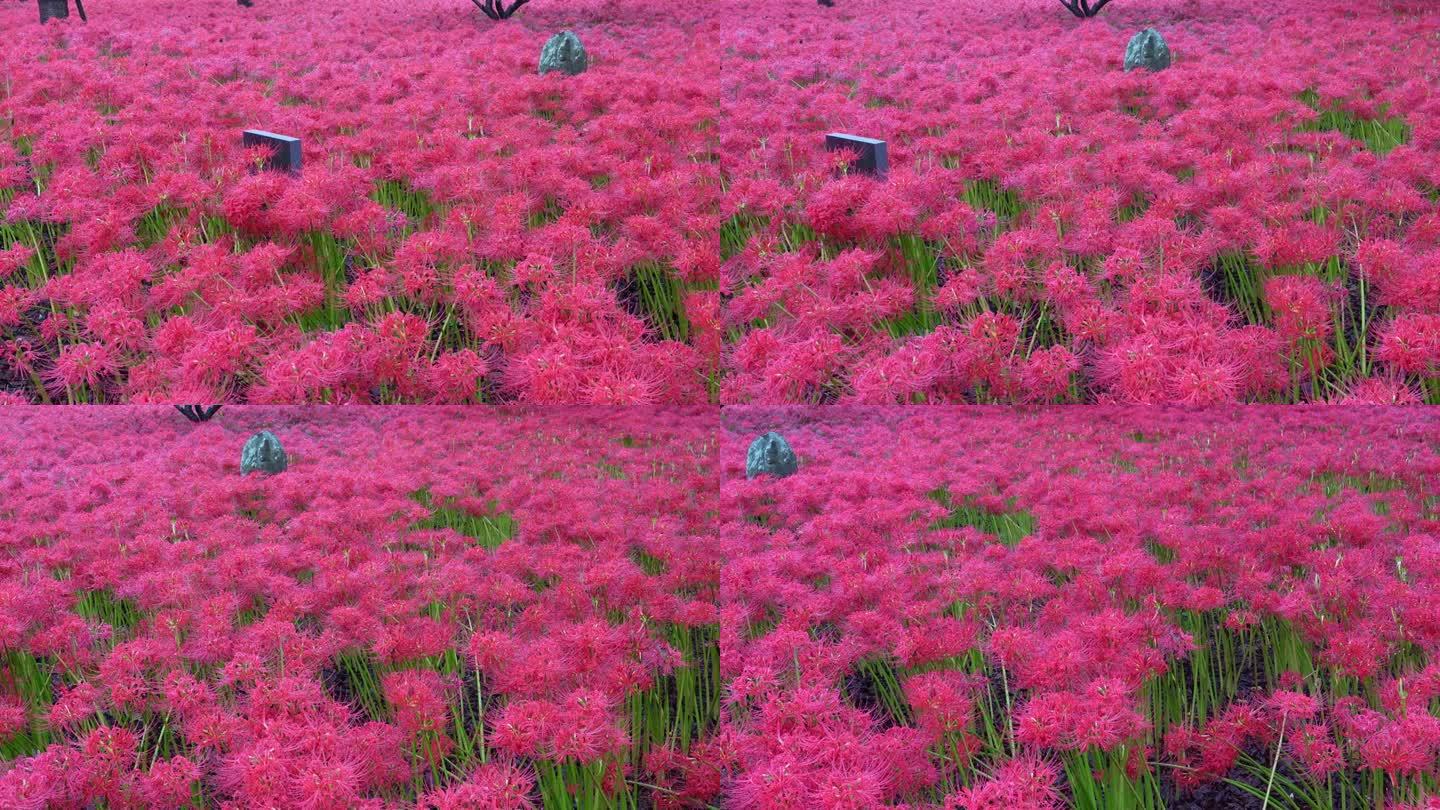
[825,133,888,179]
[242,130,302,173]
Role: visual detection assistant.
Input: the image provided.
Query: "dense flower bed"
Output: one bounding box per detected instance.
[8,0,1438,405]
[0,0,720,404]
[720,407,1440,808]
[720,0,1440,405]
[4,406,1439,808]
[0,407,721,807]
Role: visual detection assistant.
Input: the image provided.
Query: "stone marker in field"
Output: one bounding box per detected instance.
[38,0,69,22]
[826,133,889,179]
[539,31,588,76]
[1124,29,1171,72]
[242,130,302,173]
[746,432,798,480]
[241,431,288,475]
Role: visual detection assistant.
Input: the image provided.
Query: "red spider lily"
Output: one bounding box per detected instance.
[0,406,721,808]
[0,0,718,404]
[722,406,1440,806]
[720,0,1440,405]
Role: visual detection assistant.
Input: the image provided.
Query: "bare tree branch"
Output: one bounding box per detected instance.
[1058,0,1111,17]
[498,0,530,18]
[176,405,223,423]
[471,0,529,19]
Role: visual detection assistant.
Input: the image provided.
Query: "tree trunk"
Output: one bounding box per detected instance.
[38,0,69,23]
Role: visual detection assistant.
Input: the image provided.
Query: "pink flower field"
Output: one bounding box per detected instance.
[8,0,1439,405]
[4,0,1440,806]
[720,407,1440,809]
[720,0,1440,405]
[1,405,1439,808]
[0,407,721,808]
[0,0,719,404]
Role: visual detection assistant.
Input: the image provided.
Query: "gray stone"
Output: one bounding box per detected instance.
[746,432,798,480]
[1124,29,1171,73]
[539,31,588,76]
[241,431,287,475]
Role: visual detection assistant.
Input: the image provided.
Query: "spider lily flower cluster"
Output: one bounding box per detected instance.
[0,405,1436,807]
[719,406,1440,809]
[4,0,1440,805]
[0,407,721,808]
[0,0,719,404]
[5,0,1437,405]
[720,0,1440,405]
